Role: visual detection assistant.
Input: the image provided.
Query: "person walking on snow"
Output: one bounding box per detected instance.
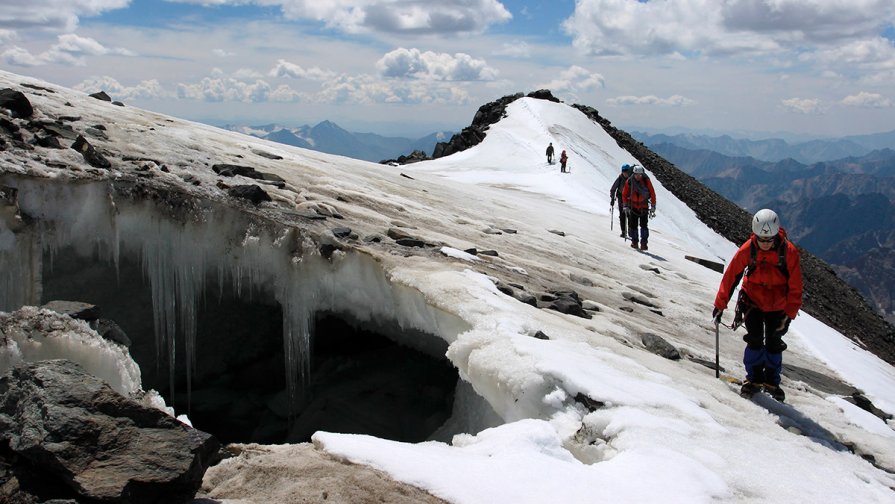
[560,150,568,173]
[712,209,803,401]
[546,142,554,164]
[610,164,633,237]
[621,165,656,250]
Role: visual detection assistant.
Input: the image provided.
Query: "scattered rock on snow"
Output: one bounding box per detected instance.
[641,333,681,360]
[70,134,111,168]
[228,184,271,205]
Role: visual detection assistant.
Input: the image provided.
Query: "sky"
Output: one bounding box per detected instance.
[2,70,895,502]
[1,1,895,138]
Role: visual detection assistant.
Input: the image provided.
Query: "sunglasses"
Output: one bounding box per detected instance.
[756,236,775,243]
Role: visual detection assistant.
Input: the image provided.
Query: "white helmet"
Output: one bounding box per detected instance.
[752,209,780,238]
[632,166,645,175]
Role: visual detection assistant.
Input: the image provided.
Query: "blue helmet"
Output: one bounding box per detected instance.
[621,164,632,172]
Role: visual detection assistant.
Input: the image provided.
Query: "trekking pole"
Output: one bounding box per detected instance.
[714,320,720,378]
[610,204,614,231]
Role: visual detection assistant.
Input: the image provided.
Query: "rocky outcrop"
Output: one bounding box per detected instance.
[380,149,430,165]
[0,360,220,503]
[432,90,559,159]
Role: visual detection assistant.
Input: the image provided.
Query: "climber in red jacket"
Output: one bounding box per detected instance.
[713,209,803,401]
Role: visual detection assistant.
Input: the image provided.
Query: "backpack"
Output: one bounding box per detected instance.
[624,174,652,206]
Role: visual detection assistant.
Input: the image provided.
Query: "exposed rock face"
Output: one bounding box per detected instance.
[432,90,560,159]
[380,149,430,165]
[197,443,450,504]
[0,360,220,503]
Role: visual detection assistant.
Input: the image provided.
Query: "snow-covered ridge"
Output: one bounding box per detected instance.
[2,70,895,503]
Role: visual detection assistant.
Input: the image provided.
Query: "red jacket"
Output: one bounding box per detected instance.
[714,229,803,319]
[621,175,656,210]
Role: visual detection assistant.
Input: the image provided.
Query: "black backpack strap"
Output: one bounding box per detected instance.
[746,238,789,278]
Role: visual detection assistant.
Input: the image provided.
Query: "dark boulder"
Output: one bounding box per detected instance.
[70,135,111,169]
[0,360,220,503]
[0,89,33,118]
[227,184,271,205]
[89,91,112,102]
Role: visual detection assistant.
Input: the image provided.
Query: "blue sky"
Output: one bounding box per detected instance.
[1,1,894,138]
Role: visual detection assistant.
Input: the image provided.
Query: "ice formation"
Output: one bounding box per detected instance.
[0,176,468,414]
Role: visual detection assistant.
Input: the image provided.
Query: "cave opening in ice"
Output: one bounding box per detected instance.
[0,176,474,444]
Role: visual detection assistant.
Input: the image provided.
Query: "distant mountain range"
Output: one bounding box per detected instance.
[224,121,452,163]
[642,136,895,324]
[632,129,895,164]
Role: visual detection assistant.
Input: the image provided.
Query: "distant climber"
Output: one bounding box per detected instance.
[712,209,803,402]
[610,164,633,238]
[560,150,568,173]
[546,143,554,164]
[621,165,655,250]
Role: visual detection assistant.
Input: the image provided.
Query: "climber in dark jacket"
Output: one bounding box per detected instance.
[609,164,633,238]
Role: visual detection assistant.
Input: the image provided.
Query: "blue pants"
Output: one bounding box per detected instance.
[627,210,649,244]
[742,302,789,385]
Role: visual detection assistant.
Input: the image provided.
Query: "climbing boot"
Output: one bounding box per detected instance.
[764,383,786,402]
[740,380,760,399]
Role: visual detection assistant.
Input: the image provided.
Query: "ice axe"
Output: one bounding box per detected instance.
[610,203,614,231]
[713,317,742,383]
[714,319,720,379]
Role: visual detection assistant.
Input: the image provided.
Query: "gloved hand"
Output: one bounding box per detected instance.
[610,198,615,207]
[775,316,792,334]
[623,205,631,215]
[712,307,723,326]
[649,203,656,218]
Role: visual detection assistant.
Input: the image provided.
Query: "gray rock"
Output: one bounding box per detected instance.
[228,184,271,205]
[641,333,681,360]
[70,135,111,169]
[0,360,220,503]
[0,88,33,118]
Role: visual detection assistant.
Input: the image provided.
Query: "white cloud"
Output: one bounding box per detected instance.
[0,0,129,33]
[606,95,696,107]
[563,0,895,58]
[840,91,892,108]
[493,41,531,59]
[168,0,512,35]
[73,75,169,100]
[212,49,235,57]
[1,46,43,66]
[269,59,337,81]
[810,37,895,70]
[0,33,134,67]
[270,84,304,103]
[781,97,823,114]
[376,48,498,81]
[537,66,604,95]
[315,73,472,105]
[177,77,272,103]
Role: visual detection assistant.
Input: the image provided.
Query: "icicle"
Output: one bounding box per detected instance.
[281,293,311,415]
